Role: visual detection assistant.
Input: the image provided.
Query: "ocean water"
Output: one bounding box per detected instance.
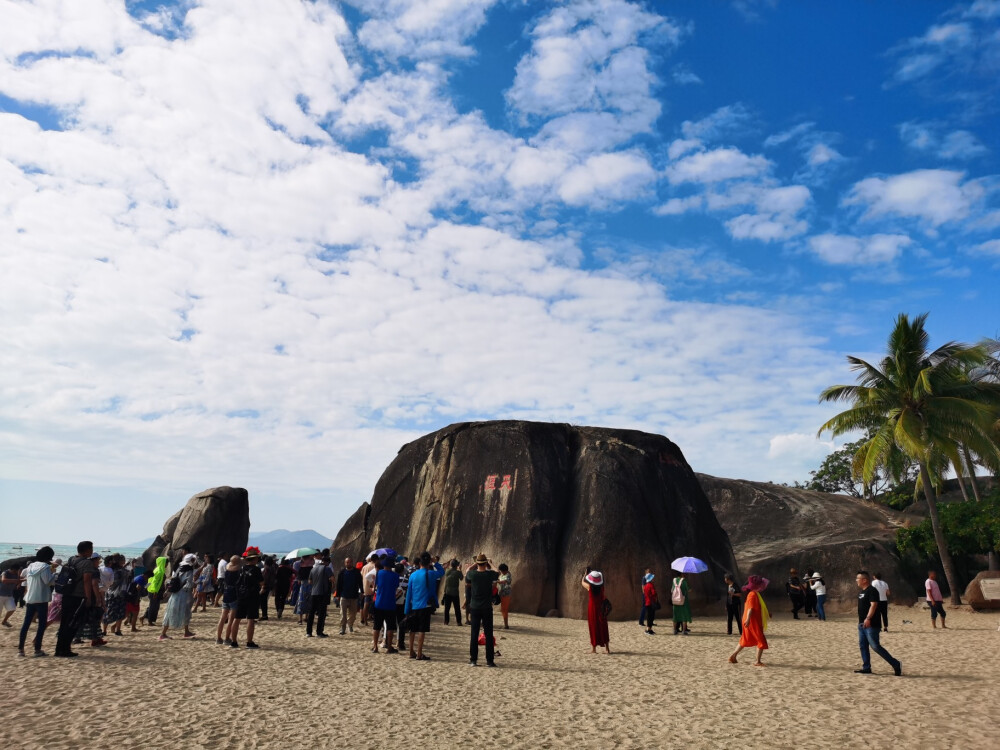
[0,542,148,563]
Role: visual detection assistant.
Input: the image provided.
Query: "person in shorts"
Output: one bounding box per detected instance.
[403,552,442,661]
[217,556,241,644]
[925,570,948,629]
[229,548,263,649]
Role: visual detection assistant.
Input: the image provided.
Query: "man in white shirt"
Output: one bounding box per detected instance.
[215,554,228,607]
[925,570,947,629]
[871,573,890,632]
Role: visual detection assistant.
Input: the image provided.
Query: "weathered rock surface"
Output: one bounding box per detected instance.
[696,474,919,610]
[330,421,739,620]
[964,571,1000,611]
[141,486,250,568]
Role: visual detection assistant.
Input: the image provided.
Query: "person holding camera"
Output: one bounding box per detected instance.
[467,553,500,667]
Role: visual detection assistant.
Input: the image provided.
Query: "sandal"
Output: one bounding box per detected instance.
[416,654,431,661]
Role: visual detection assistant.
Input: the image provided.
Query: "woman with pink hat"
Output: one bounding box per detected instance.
[582,568,610,654]
[729,575,769,666]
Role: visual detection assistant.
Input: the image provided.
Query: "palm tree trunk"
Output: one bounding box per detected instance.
[919,462,962,605]
[952,459,970,502]
[963,447,982,502]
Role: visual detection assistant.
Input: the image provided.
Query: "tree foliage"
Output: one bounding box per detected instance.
[897,489,1000,557]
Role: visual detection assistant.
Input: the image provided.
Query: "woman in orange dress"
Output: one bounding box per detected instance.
[582,570,610,654]
[729,575,769,666]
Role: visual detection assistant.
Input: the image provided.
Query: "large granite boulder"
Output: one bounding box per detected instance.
[964,571,1000,611]
[697,474,919,611]
[330,421,739,620]
[142,486,250,568]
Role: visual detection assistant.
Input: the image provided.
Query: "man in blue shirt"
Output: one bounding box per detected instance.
[371,559,401,654]
[403,551,444,661]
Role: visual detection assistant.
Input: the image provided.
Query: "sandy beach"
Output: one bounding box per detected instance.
[3,603,998,749]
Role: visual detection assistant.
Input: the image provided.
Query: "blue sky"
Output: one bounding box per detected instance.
[1,0,998,546]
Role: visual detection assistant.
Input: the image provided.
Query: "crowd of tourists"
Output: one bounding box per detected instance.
[3,543,947,675]
[3,541,514,667]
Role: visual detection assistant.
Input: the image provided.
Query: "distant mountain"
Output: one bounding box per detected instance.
[123,530,330,553]
[124,537,157,548]
[249,529,331,553]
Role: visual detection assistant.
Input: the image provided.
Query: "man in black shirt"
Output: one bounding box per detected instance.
[855,570,901,676]
[466,553,500,667]
[231,547,264,649]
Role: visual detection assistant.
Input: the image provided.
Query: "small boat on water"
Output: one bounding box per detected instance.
[11,545,22,551]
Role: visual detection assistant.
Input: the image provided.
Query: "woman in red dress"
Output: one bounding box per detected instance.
[729,575,769,666]
[582,570,610,654]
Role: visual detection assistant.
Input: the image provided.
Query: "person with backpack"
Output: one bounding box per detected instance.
[54,540,100,658]
[670,572,691,635]
[158,553,198,641]
[19,546,56,657]
[228,547,263,649]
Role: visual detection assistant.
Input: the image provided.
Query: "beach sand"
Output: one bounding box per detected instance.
[3,604,998,749]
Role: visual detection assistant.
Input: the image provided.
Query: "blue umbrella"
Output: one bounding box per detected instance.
[368,547,397,561]
[671,556,709,574]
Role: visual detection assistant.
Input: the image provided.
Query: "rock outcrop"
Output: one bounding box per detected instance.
[330,421,739,620]
[697,474,919,609]
[141,486,250,568]
[964,571,1000,611]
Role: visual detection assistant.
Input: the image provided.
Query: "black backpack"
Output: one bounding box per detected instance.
[53,558,79,595]
[236,567,254,598]
[167,571,183,593]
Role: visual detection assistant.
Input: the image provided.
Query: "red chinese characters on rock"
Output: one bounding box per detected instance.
[484,474,514,491]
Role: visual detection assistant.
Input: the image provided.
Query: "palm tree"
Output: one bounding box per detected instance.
[818,313,1000,605]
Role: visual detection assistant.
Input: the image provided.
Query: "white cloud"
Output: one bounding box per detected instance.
[763,121,814,148]
[807,233,912,265]
[505,0,678,151]
[557,151,657,206]
[672,63,702,85]
[349,0,497,60]
[899,121,988,160]
[970,239,1000,255]
[680,103,752,142]
[807,143,840,166]
[768,433,834,462]
[844,169,978,226]
[665,146,770,184]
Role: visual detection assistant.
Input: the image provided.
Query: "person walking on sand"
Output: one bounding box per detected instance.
[159,553,197,642]
[335,557,363,634]
[274,556,293,620]
[467,553,500,666]
[229,547,263,649]
[925,570,947,629]
[786,568,805,619]
[582,569,610,654]
[442,559,463,626]
[854,570,901,676]
[729,574,769,666]
[55,541,100,658]
[18,546,56,657]
[142,556,167,626]
[871,572,890,632]
[642,573,658,635]
[1,564,21,627]
[497,563,512,629]
[306,553,334,639]
[670,572,691,635]
[809,571,827,621]
[637,567,652,628]
[371,556,400,654]
[724,573,742,636]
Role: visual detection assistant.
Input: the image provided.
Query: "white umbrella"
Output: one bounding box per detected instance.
[670,556,709,574]
[283,548,319,560]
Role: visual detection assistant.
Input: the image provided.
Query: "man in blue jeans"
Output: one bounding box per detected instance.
[854,570,901,676]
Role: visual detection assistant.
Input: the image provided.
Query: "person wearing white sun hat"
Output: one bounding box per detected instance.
[582,569,610,654]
